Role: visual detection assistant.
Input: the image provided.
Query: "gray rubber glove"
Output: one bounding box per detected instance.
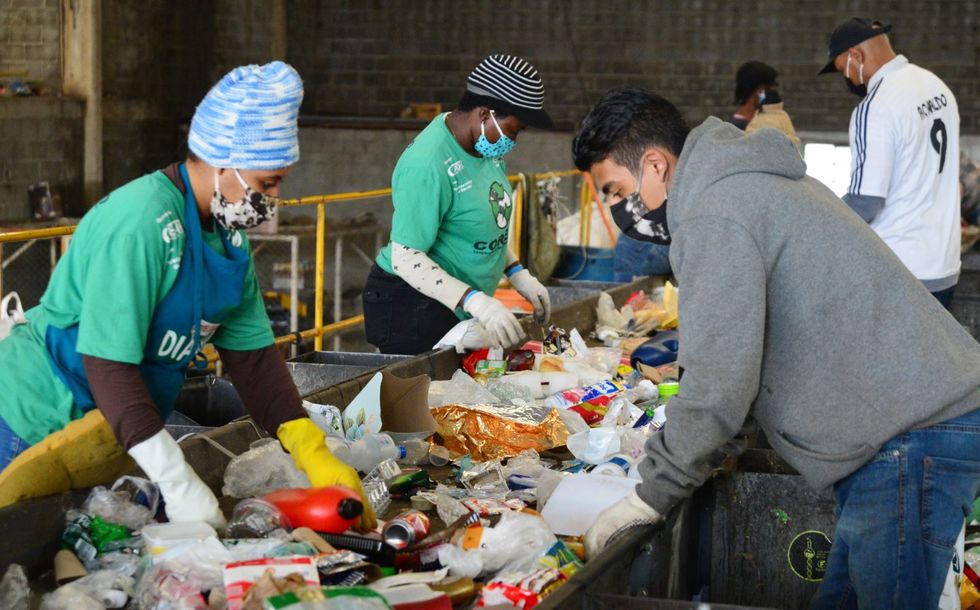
[462,291,526,348]
[128,430,226,528]
[584,490,663,559]
[509,268,552,325]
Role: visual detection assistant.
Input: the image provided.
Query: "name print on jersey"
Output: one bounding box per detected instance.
[917,93,948,120]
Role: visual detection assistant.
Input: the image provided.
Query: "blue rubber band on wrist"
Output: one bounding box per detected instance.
[463,289,479,304]
[505,264,525,278]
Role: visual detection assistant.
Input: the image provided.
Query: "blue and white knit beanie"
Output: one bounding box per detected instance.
[189,61,304,170]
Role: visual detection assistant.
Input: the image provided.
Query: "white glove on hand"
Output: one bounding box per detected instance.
[462,291,526,349]
[509,268,551,325]
[128,430,226,528]
[584,490,663,559]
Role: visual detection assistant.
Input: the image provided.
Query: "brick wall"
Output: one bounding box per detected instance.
[0,97,83,220]
[0,0,61,90]
[287,0,980,133]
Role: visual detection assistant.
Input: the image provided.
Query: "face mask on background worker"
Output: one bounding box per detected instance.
[610,162,671,245]
[210,169,278,230]
[474,110,516,158]
[844,55,868,98]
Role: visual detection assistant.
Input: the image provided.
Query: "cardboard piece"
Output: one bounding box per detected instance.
[54,549,87,585]
[540,473,638,537]
[380,370,436,440]
[343,372,384,441]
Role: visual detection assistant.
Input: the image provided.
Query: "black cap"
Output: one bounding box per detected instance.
[337,498,363,520]
[817,17,893,75]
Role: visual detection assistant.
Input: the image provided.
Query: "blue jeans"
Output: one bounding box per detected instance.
[0,415,30,471]
[811,408,980,609]
[613,233,671,282]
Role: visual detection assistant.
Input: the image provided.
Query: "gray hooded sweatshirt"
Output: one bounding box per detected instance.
[636,117,980,515]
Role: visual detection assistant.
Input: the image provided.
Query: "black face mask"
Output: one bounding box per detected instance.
[610,184,671,245]
[845,78,868,98]
[844,56,868,98]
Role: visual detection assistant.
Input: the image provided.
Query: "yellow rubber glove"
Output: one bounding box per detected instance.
[277,417,377,531]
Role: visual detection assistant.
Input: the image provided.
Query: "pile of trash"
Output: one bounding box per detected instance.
[0,288,692,609]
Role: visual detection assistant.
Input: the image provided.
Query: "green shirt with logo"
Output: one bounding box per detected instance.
[377,114,513,318]
[0,170,272,444]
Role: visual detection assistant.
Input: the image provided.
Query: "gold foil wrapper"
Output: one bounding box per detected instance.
[432,403,570,461]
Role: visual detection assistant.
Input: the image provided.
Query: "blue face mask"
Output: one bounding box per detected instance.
[474,111,515,158]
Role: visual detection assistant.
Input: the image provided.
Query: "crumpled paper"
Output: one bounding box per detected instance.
[431,403,569,461]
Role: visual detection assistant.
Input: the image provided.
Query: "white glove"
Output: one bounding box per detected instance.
[509,268,551,325]
[462,291,526,348]
[128,430,226,528]
[434,319,494,353]
[584,490,662,559]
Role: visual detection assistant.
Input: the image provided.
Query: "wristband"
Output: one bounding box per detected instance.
[462,288,479,305]
[505,263,525,278]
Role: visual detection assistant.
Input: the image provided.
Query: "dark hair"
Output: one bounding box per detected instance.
[735,61,778,104]
[457,90,511,118]
[572,88,690,172]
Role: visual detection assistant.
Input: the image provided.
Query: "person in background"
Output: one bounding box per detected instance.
[0,63,375,530]
[745,87,802,151]
[731,61,778,130]
[819,17,961,308]
[961,152,980,226]
[362,55,554,355]
[574,87,980,608]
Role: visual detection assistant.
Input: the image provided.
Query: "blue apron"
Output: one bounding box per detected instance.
[46,163,251,420]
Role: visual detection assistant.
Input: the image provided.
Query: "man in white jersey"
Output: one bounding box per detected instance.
[819,17,961,308]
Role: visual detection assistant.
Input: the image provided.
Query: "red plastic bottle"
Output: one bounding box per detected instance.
[261,486,363,534]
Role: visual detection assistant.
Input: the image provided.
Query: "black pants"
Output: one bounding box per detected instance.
[362,264,460,355]
[931,284,956,310]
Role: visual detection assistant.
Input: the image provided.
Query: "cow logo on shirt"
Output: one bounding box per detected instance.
[488,182,512,229]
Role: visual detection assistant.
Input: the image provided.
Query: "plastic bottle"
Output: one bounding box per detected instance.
[396,438,430,466]
[348,433,400,473]
[325,435,353,466]
[591,454,633,477]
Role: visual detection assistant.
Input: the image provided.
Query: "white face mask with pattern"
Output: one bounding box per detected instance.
[210,169,278,230]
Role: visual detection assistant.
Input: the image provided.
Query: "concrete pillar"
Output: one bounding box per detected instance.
[271,0,287,60]
[62,0,103,207]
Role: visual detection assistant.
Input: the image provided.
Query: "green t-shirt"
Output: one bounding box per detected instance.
[377,114,513,316]
[0,170,273,444]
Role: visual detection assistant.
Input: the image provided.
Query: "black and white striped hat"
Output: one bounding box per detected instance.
[467,54,554,129]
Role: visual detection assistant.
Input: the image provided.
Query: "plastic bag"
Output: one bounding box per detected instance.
[0,564,29,610]
[41,570,134,610]
[222,438,310,498]
[83,486,154,530]
[428,369,500,408]
[437,511,557,579]
[0,292,26,342]
[433,319,493,353]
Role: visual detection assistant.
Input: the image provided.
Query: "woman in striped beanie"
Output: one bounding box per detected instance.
[0,62,376,531]
[364,54,555,354]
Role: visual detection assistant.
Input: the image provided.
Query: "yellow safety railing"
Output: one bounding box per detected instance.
[0,168,615,358]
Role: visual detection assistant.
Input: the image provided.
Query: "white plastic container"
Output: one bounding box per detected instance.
[141,522,217,557]
[428,445,451,467]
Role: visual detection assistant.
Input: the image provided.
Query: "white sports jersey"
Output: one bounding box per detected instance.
[846,54,960,286]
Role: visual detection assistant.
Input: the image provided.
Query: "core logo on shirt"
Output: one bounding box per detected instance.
[447,160,464,177]
[488,182,512,229]
[160,218,184,244]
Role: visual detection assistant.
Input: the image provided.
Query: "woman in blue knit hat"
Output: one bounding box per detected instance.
[0,62,375,530]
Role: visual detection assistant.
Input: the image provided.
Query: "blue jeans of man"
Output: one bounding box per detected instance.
[811,408,980,609]
[0,415,30,471]
[613,233,671,282]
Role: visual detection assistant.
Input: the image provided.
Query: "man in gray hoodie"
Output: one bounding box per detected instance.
[575,88,980,608]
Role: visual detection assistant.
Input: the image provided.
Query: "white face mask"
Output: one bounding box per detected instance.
[209,169,278,230]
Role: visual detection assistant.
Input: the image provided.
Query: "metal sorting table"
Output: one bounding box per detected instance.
[0,277,828,608]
